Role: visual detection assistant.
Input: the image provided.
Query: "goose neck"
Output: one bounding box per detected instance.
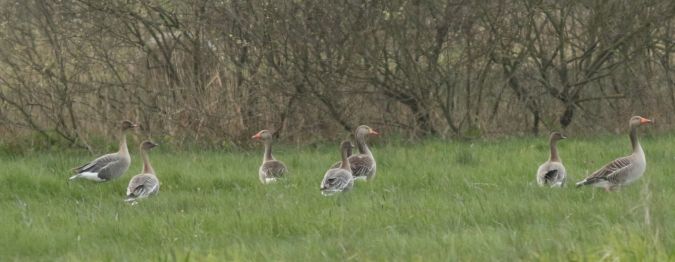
[141,148,155,175]
[356,133,371,155]
[630,126,642,154]
[340,146,351,170]
[549,139,560,162]
[119,132,129,157]
[263,140,274,162]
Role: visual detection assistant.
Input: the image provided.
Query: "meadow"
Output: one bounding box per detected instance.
[0,134,674,261]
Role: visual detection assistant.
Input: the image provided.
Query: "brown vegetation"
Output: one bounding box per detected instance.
[1,0,675,148]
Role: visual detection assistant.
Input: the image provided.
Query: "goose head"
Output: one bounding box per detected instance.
[550,132,567,141]
[121,120,138,132]
[341,140,354,155]
[356,125,379,137]
[141,140,159,150]
[629,116,652,128]
[251,130,274,142]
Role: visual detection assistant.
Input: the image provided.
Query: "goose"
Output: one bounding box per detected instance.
[331,125,379,181]
[576,116,652,191]
[321,141,355,196]
[536,132,567,187]
[252,130,288,184]
[125,141,160,203]
[329,139,354,167]
[69,120,137,182]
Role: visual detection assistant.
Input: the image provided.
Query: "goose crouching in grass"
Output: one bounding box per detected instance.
[575,116,652,191]
[69,120,137,182]
[330,125,379,181]
[321,141,355,196]
[536,132,567,187]
[125,141,160,203]
[252,130,288,184]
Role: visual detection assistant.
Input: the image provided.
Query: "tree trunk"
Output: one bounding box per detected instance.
[560,105,575,128]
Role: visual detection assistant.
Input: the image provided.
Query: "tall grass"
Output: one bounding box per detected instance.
[0,134,673,260]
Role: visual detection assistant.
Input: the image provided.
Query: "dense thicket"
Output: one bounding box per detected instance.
[1,0,674,148]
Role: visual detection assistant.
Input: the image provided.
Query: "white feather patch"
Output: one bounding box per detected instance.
[70,172,104,182]
[591,180,610,188]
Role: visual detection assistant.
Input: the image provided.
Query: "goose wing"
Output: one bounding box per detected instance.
[582,156,632,185]
[126,174,159,200]
[321,169,353,194]
[261,160,288,178]
[74,153,120,174]
[347,154,375,178]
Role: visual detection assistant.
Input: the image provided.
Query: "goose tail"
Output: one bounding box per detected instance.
[124,195,139,205]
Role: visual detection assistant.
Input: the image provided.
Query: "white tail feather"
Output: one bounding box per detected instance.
[575,180,587,187]
[354,176,368,181]
[69,172,104,182]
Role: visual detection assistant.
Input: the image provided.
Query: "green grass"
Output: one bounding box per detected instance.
[1,134,674,261]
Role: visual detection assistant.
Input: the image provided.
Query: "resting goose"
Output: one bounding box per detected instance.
[329,140,354,168]
[321,141,355,196]
[125,141,160,203]
[330,125,379,181]
[252,130,288,184]
[576,116,652,191]
[536,132,567,187]
[69,120,137,182]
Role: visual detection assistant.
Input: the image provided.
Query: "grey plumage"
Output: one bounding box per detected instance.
[543,170,559,182]
[321,141,355,196]
[71,153,131,181]
[69,120,137,182]
[331,125,378,181]
[576,116,651,191]
[125,141,159,203]
[125,174,159,202]
[346,154,376,181]
[253,130,288,184]
[259,160,288,183]
[536,132,567,187]
[320,169,354,196]
[575,156,637,189]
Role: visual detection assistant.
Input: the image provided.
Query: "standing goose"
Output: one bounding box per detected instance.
[536,132,567,187]
[321,141,355,196]
[331,125,379,181]
[252,130,288,184]
[69,120,137,182]
[125,141,160,203]
[576,116,652,191]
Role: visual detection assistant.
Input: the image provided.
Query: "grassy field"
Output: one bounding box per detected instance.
[1,133,674,261]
